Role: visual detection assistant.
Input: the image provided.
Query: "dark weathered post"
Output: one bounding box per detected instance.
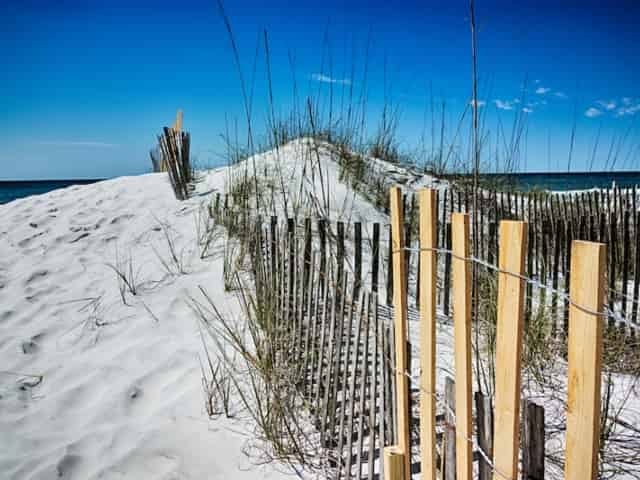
[523,400,545,480]
[475,392,493,480]
[372,223,380,294]
[443,377,456,480]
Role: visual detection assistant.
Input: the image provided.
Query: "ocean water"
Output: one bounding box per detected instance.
[0,180,102,205]
[1,171,639,206]
[470,171,640,191]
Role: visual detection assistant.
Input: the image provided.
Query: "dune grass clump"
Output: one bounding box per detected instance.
[107,247,142,305]
[152,218,190,276]
[191,275,324,471]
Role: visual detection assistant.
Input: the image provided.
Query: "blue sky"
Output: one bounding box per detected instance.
[1,0,639,179]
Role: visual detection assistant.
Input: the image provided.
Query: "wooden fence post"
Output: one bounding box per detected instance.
[475,392,493,480]
[443,377,456,480]
[451,212,472,480]
[389,187,411,480]
[419,188,437,480]
[523,400,545,480]
[383,446,405,480]
[493,220,528,480]
[565,240,606,480]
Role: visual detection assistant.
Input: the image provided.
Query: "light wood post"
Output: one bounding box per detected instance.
[389,187,410,479]
[419,188,437,480]
[493,220,528,480]
[451,212,472,480]
[565,240,606,480]
[174,109,183,132]
[383,446,406,480]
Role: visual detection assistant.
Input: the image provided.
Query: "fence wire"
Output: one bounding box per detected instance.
[236,212,639,480]
[397,245,640,333]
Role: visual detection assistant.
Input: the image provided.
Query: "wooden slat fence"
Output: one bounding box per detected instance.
[249,214,397,479]
[214,179,640,339]
[211,184,627,480]
[383,187,606,480]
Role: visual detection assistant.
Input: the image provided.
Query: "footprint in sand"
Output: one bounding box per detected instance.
[55,232,91,244]
[21,333,44,354]
[56,454,82,479]
[25,284,59,303]
[110,213,135,225]
[21,340,38,354]
[24,269,49,286]
[17,231,46,248]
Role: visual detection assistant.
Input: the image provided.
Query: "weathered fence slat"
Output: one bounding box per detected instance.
[523,400,545,480]
[355,293,372,478]
[443,377,456,480]
[475,392,493,480]
[368,296,380,480]
[344,293,366,477]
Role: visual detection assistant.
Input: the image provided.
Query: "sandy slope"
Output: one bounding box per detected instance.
[0,138,406,480]
[0,171,300,479]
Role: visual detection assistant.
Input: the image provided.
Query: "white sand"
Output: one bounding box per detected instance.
[0,170,301,479]
[0,138,406,479]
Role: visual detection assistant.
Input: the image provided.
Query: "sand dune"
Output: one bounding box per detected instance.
[0,171,297,479]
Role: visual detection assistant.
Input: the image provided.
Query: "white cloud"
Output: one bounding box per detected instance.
[493,99,513,110]
[522,107,533,113]
[616,103,640,116]
[469,99,486,107]
[554,91,567,98]
[622,97,632,106]
[585,107,603,118]
[311,73,351,85]
[597,100,617,111]
[535,87,550,95]
[35,141,119,148]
